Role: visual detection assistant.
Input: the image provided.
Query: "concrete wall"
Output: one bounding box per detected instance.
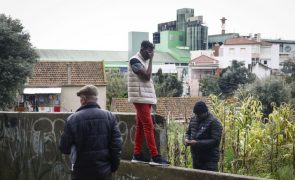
[0,112,166,180]
[0,112,263,180]
[0,112,70,180]
[114,112,167,160]
[116,160,265,180]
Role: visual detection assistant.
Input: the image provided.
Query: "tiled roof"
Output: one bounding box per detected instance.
[189,55,219,66]
[225,38,258,45]
[111,97,210,120]
[27,61,106,86]
[111,98,136,113]
[224,37,272,46]
[260,41,272,46]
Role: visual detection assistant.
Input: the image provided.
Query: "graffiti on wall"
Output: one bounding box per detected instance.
[0,113,166,180]
[0,114,70,180]
[116,114,165,146]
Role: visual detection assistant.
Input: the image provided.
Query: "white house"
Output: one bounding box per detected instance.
[251,63,272,79]
[190,50,215,60]
[263,39,295,66]
[22,61,106,112]
[218,37,280,78]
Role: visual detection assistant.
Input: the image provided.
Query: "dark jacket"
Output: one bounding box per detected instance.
[185,112,222,163]
[59,102,122,176]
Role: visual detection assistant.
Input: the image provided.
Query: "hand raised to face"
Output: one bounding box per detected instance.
[141,48,154,60]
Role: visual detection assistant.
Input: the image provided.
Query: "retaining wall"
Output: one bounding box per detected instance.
[0,112,264,180]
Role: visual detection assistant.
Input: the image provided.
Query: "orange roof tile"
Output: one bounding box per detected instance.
[27,61,106,86]
[111,97,211,120]
[111,98,136,113]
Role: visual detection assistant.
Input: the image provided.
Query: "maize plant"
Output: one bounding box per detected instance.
[167,95,295,179]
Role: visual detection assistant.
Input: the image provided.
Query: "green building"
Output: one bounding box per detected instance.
[155,31,190,65]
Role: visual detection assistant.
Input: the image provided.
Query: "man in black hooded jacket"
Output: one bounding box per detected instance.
[59,85,122,180]
[185,101,223,171]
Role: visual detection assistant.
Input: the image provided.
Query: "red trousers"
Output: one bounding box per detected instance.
[133,103,158,157]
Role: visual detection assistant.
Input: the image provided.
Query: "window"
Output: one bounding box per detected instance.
[240,48,246,54]
[264,60,267,65]
[229,48,235,55]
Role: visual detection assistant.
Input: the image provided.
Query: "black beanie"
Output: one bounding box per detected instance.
[193,101,208,114]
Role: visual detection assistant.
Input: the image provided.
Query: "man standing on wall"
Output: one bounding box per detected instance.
[128,40,169,166]
[59,85,122,180]
[185,101,223,171]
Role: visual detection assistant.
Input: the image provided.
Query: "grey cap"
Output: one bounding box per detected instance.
[77,85,98,96]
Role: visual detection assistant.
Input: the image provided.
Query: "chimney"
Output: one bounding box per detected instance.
[213,43,220,57]
[220,17,227,35]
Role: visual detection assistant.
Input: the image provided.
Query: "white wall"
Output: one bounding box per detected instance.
[252,65,271,79]
[260,44,279,69]
[219,43,280,71]
[219,45,252,68]
[260,46,271,59]
[61,86,106,112]
[270,44,280,69]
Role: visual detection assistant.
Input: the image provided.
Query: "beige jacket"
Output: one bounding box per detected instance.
[128,52,157,104]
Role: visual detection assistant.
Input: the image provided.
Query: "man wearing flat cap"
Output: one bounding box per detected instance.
[59,85,122,180]
[185,101,223,171]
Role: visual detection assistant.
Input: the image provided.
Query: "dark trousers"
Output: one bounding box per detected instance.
[71,171,112,180]
[191,153,218,171]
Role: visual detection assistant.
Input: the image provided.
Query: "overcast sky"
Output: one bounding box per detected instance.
[1,0,295,51]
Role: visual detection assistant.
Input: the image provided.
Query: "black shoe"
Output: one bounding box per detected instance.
[149,155,169,166]
[131,154,150,164]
